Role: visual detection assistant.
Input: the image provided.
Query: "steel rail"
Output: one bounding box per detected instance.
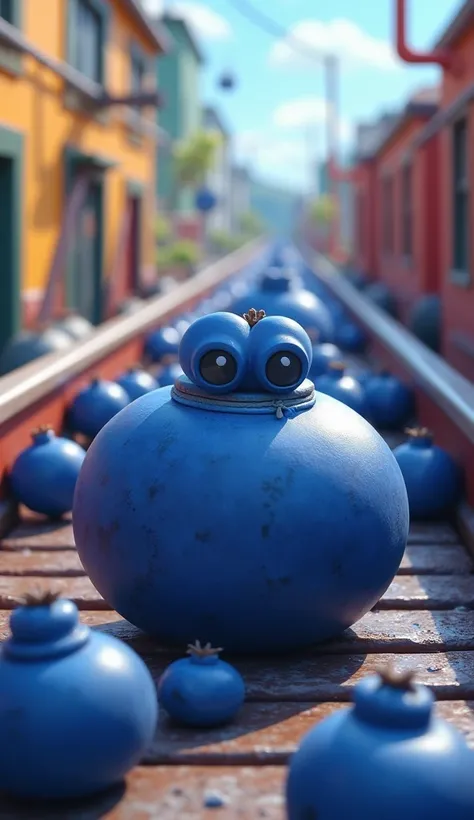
[0,239,265,425]
[311,252,474,445]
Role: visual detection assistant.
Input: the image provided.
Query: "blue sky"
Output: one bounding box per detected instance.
[143,0,463,192]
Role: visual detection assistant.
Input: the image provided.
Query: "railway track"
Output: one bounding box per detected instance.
[0,242,473,818]
[0,239,263,533]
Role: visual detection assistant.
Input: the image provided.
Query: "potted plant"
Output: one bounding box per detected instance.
[156,213,172,247]
[208,229,241,256]
[157,240,201,281]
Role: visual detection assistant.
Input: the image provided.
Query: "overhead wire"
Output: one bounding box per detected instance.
[223,0,339,156]
[222,0,340,207]
[222,0,333,65]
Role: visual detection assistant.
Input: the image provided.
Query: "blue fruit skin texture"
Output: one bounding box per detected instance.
[10,432,85,517]
[117,369,159,401]
[231,289,334,342]
[365,374,414,430]
[144,327,180,363]
[73,388,409,654]
[158,655,245,727]
[310,343,343,378]
[68,380,130,438]
[0,616,157,800]
[286,678,474,820]
[157,362,184,386]
[316,372,367,416]
[335,321,367,352]
[394,440,461,520]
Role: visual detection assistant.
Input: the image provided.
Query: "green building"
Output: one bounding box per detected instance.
[155,13,204,214]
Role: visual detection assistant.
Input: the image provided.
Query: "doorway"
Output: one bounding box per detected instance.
[125,195,141,294]
[64,147,106,326]
[70,179,103,324]
[0,128,22,353]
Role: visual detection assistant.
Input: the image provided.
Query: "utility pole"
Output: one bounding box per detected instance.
[324,53,340,259]
[304,124,316,195]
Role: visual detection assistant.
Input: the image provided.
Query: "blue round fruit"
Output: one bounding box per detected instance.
[316,363,367,416]
[230,270,334,342]
[157,361,184,386]
[73,310,409,654]
[0,328,72,375]
[393,428,462,520]
[9,426,85,517]
[173,316,192,337]
[0,591,158,800]
[210,288,232,311]
[117,366,159,401]
[344,269,369,290]
[310,343,344,378]
[409,294,441,352]
[335,321,367,352]
[158,640,245,727]
[228,277,250,301]
[346,367,373,386]
[365,281,397,316]
[326,300,348,324]
[67,378,130,439]
[144,325,180,363]
[365,371,414,430]
[286,666,474,819]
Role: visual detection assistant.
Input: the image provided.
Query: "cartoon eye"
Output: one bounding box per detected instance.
[265,351,302,387]
[199,350,237,386]
[247,315,312,394]
[179,312,250,393]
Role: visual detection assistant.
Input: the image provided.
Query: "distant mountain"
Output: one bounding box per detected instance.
[249,179,301,237]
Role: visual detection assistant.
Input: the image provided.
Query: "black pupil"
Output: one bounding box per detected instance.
[266,351,302,387]
[199,349,237,385]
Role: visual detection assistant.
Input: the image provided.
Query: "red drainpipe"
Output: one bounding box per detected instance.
[395,0,460,73]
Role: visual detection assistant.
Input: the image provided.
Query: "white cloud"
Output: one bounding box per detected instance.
[272,97,353,144]
[270,18,400,72]
[235,130,305,167]
[234,130,265,156]
[167,2,231,39]
[234,95,355,192]
[273,97,326,128]
[234,130,320,192]
[140,0,165,14]
[140,0,230,38]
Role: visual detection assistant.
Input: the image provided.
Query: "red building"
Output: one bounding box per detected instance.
[353,147,377,278]
[352,115,396,279]
[432,4,474,380]
[373,88,440,323]
[395,0,474,380]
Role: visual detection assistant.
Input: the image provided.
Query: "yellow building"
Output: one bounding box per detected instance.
[0,0,166,348]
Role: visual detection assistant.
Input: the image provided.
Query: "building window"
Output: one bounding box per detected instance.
[401,162,412,258]
[0,0,13,21]
[130,46,146,111]
[126,44,149,139]
[131,52,145,95]
[69,0,106,85]
[452,117,469,279]
[382,175,394,255]
[0,0,22,74]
